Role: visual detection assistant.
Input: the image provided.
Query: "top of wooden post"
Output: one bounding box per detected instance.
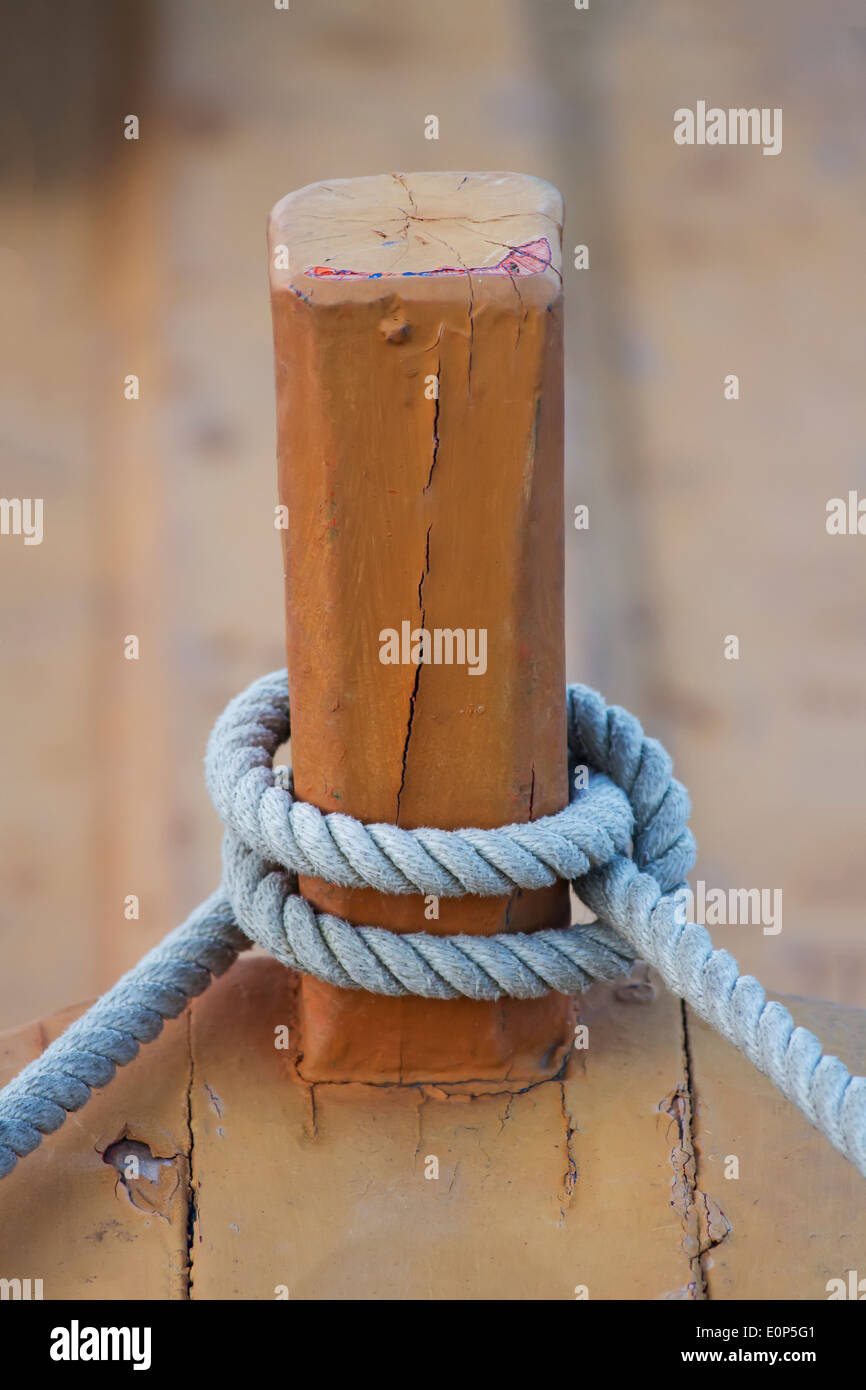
[268,170,563,298]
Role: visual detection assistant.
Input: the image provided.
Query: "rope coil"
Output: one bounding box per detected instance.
[207,670,649,998]
[0,670,863,1179]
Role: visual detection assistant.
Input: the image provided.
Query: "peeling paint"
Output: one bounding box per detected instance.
[557,1081,578,1225]
[658,1001,732,1298]
[102,1137,181,1221]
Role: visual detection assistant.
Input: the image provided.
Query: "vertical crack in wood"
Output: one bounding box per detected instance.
[183,1009,197,1300]
[466,273,475,391]
[557,1078,578,1227]
[395,526,431,824]
[682,1003,733,1294]
[666,1000,732,1298]
[424,377,440,492]
[678,998,707,1299]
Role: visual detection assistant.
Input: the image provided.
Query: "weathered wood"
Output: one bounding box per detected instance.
[1,966,863,1299]
[0,1003,190,1301]
[186,960,690,1300]
[269,172,573,1081]
[685,995,866,1300]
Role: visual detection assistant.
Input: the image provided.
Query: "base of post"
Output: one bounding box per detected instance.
[296,977,577,1084]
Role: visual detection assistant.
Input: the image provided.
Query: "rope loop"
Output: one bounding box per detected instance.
[206,670,638,898]
[0,670,864,1182]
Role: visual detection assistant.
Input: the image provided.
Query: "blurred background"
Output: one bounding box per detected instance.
[1,0,864,1030]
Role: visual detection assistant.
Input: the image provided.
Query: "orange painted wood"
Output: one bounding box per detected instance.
[268,172,574,1081]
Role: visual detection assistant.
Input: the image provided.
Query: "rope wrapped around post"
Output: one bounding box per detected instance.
[0,670,863,1179]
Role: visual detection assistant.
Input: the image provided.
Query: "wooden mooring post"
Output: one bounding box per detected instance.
[268,171,573,1081]
[2,173,863,1303]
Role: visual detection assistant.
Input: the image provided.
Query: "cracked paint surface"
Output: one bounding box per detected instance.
[659,1001,732,1298]
[305,237,553,279]
[395,524,432,823]
[10,960,858,1300]
[102,1136,181,1220]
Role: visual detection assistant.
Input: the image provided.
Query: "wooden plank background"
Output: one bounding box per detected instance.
[0,0,864,1034]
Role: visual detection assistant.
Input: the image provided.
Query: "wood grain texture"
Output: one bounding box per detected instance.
[270,172,573,1081]
[1,961,863,1300]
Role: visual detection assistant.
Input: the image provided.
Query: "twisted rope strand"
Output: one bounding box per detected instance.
[206,671,635,896]
[0,671,863,1180]
[0,894,246,1177]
